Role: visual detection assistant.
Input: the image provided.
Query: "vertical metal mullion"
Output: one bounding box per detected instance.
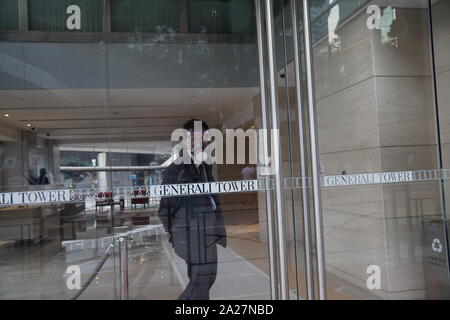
[302,0,327,300]
[103,0,112,33]
[119,238,129,300]
[291,0,314,300]
[427,0,450,275]
[280,0,301,299]
[18,0,28,31]
[180,0,189,33]
[255,0,278,300]
[265,0,289,300]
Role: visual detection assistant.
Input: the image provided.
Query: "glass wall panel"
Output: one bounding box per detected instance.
[0,40,118,298]
[0,0,19,31]
[0,0,274,300]
[2,0,449,301]
[308,0,450,299]
[104,29,272,300]
[111,0,181,33]
[188,0,231,33]
[188,0,256,34]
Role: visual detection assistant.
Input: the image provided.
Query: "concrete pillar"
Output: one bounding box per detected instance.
[97,152,107,192]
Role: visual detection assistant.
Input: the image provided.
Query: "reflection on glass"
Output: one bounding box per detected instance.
[0,0,271,300]
[158,119,227,300]
[327,1,340,51]
[380,6,398,46]
[310,0,450,299]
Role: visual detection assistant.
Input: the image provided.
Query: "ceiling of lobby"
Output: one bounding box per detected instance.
[0,87,259,145]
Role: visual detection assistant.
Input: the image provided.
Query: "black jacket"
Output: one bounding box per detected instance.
[158,162,227,261]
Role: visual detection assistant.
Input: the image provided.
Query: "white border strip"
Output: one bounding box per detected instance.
[1,169,449,206]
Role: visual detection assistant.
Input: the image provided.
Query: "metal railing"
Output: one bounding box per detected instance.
[70,235,131,300]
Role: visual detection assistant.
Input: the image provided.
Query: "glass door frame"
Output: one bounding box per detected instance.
[262,0,450,301]
[255,0,327,300]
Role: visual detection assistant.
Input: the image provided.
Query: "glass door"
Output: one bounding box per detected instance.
[292,0,450,299]
[3,0,449,301]
[0,24,118,299]
[0,0,289,300]
[271,0,314,300]
[104,0,285,300]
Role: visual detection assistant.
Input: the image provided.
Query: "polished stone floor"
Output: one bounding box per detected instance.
[0,220,272,300]
[0,206,380,300]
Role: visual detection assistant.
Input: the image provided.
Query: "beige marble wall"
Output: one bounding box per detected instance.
[313,6,441,299]
[251,3,449,299]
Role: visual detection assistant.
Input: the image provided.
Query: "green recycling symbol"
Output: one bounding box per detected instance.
[432,238,443,254]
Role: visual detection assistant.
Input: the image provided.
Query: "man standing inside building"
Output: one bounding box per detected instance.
[158,119,227,300]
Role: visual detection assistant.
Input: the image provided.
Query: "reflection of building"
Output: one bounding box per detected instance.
[0,0,449,300]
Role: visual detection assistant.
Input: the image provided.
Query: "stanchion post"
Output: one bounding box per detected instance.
[119,236,130,300]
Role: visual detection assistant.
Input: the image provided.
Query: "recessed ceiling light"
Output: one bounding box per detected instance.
[4,114,10,117]
[27,123,31,127]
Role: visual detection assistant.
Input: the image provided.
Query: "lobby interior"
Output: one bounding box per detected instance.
[0,0,450,300]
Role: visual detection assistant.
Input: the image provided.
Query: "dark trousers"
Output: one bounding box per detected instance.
[178,244,218,300]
